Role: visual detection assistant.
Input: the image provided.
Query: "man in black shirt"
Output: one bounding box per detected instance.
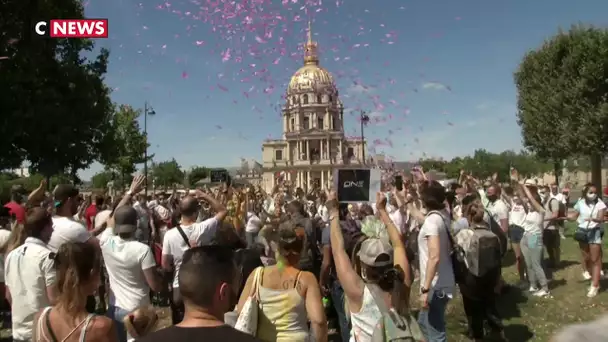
[138,246,261,342]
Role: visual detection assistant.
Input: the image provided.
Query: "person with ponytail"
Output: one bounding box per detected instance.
[236,222,327,342]
[326,190,413,342]
[34,242,117,341]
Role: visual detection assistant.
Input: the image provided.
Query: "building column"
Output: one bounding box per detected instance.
[307,171,311,189]
[306,140,310,160]
[320,140,324,159]
[339,140,343,161]
[321,169,325,189]
[326,139,330,161]
[283,116,288,132]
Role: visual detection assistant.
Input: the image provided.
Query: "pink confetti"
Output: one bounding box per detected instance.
[181,71,188,79]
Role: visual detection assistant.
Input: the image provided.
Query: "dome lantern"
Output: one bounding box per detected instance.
[287,21,337,96]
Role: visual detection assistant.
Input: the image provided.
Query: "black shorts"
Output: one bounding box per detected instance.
[543,229,561,248]
[508,225,524,244]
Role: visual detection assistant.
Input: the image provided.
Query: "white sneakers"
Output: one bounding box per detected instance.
[529,287,551,298]
[587,286,600,298]
[582,270,606,280]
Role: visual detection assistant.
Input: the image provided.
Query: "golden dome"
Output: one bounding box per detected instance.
[287,22,337,95]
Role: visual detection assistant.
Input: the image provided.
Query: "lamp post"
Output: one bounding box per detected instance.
[360,110,370,164]
[144,102,156,195]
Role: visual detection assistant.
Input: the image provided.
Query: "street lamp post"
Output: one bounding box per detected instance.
[360,110,370,164]
[143,102,156,195]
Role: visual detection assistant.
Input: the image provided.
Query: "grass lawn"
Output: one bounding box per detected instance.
[442,222,608,341]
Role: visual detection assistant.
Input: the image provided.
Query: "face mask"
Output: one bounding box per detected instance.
[587,193,597,201]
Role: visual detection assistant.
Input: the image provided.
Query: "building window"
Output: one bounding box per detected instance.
[317,95,322,103]
[328,95,333,102]
[275,149,283,161]
[347,147,354,158]
[303,94,309,104]
[317,117,324,129]
[290,118,295,131]
[303,116,310,129]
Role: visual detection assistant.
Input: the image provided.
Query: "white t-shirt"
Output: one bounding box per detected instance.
[162,217,220,287]
[388,208,406,235]
[417,210,455,296]
[316,204,329,225]
[99,227,116,245]
[49,216,92,253]
[0,229,12,282]
[486,199,509,224]
[522,211,544,235]
[5,238,56,340]
[509,201,526,227]
[101,236,157,311]
[245,212,262,233]
[574,199,607,229]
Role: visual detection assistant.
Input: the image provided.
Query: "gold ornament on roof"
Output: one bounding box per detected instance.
[287,21,336,95]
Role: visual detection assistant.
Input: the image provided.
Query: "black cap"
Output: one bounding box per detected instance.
[113,206,138,234]
[53,184,79,208]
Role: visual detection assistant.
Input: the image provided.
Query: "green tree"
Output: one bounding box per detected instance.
[186,166,210,187]
[515,25,608,189]
[100,104,149,184]
[0,0,114,181]
[90,170,116,189]
[150,159,184,189]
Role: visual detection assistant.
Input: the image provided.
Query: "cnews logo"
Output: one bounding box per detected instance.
[35,19,108,38]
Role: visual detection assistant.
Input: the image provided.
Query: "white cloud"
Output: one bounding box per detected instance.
[422,82,447,91]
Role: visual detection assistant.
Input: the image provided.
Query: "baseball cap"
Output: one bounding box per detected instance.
[113,206,138,234]
[358,238,393,267]
[53,184,79,208]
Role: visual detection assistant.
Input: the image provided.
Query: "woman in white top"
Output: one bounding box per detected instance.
[327,190,412,342]
[510,169,550,297]
[567,183,606,297]
[506,186,527,287]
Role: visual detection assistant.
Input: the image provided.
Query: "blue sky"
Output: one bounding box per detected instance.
[79,0,608,180]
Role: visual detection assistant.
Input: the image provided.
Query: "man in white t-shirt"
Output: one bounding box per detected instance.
[162,191,227,324]
[102,206,162,342]
[485,185,509,234]
[5,208,57,341]
[49,184,99,253]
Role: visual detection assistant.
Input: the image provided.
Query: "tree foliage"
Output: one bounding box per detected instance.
[418,149,552,181]
[0,0,113,176]
[100,105,149,180]
[186,166,210,187]
[150,159,184,189]
[90,170,116,190]
[515,25,608,188]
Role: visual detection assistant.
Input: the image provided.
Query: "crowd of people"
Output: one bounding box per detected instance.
[0,166,606,342]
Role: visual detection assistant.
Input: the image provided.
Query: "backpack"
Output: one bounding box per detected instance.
[368,284,424,342]
[484,209,508,256]
[464,226,502,277]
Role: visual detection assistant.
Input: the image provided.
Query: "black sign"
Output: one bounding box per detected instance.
[336,169,371,202]
[210,169,228,183]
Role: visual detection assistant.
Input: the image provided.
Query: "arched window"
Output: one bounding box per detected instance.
[317,95,323,103]
[328,95,333,102]
[303,94,309,104]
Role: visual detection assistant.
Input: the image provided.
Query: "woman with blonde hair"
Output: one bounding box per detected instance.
[236,221,327,342]
[34,242,117,342]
